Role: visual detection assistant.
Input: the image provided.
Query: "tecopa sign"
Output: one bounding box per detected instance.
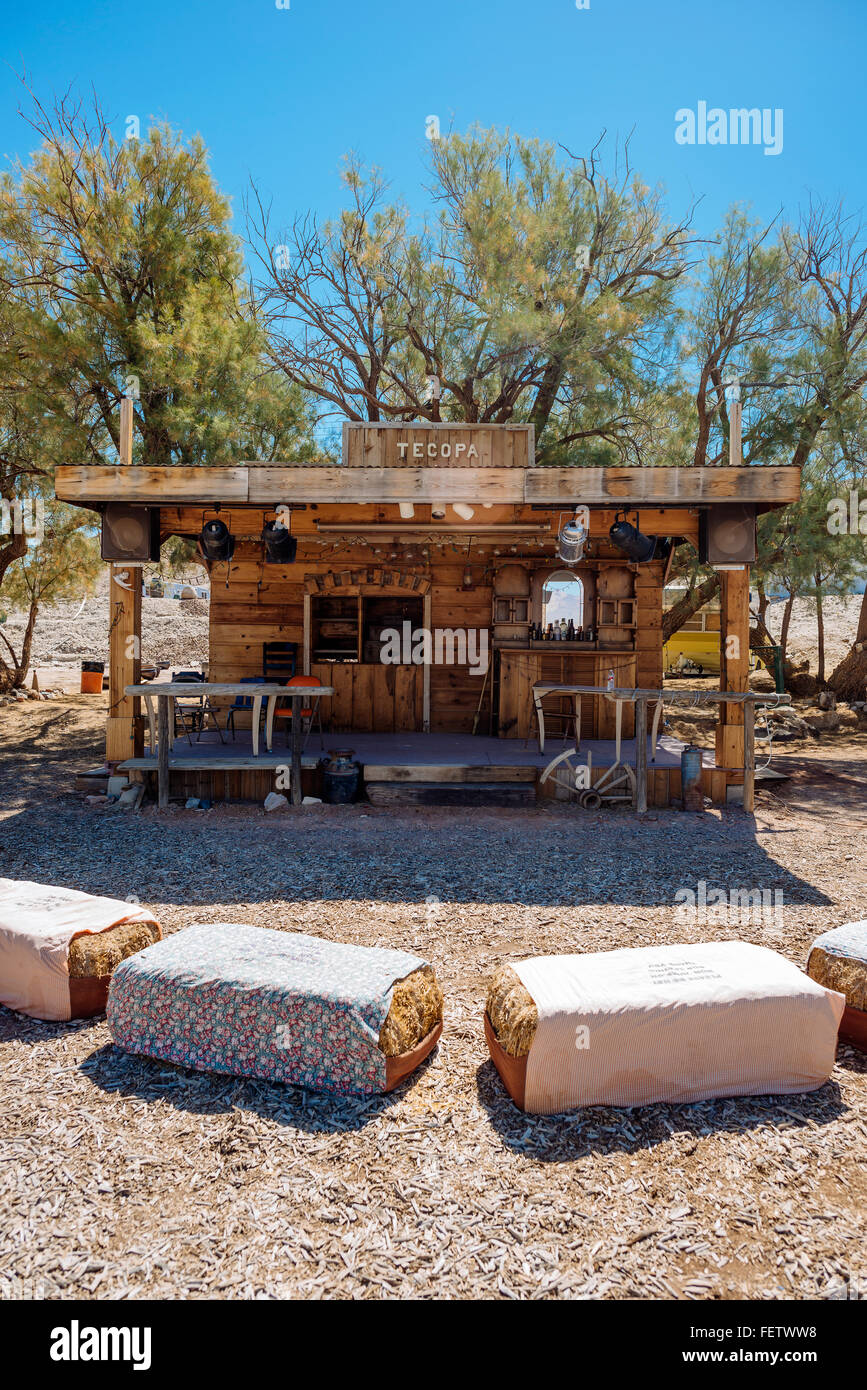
[342,421,535,470]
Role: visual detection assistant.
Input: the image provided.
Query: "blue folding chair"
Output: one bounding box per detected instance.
[226,676,267,740]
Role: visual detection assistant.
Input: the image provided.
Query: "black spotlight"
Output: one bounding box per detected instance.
[609,511,657,563]
[262,519,297,565]
[200,518,235,563]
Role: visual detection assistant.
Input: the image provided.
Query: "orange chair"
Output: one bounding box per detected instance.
[272,674,325,751]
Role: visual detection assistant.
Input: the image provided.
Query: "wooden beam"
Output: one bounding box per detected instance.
[56,465,249,504]
[105,402,142,765]
[314,523,549,535]
[363,765,538,783]
[56,463,801,510]
[106,568,142,762]
[634,697,648,813]
[716,566,751,770]
[157,696,170,810]
[743,699,755,813]
[291,693,303,806]
[248,466,524,504]
[525,466,801,506]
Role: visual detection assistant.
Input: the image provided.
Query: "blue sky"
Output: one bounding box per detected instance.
[2,0,864,244]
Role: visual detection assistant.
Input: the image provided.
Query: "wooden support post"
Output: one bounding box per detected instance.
[106,565,142,762]
[729,399,742,469]
[422,590,432,732]
[634,697,648,813]
[157,695,170,810]
[715,565,750,770]
[291,693,303,806]
[743,699,755,813]
[105,399,142,765]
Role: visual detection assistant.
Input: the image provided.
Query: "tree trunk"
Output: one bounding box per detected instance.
[815,571,825,686]
[828,585,867,701]
[661,574,721,643]
[755,577,769,629]
[0,531,27,589]
[16,599,38,689]
[778,593,795,664]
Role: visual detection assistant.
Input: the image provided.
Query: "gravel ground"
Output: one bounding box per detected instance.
[0,699,865,1301]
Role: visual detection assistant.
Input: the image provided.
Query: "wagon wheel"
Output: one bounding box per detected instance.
[593,761,637,806]
[539,747,592,802]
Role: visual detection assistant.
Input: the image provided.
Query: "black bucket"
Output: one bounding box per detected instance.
[323,765,360,804]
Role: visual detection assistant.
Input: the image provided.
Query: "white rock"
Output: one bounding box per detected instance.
[264,792,289,813]
[301,796,322,805]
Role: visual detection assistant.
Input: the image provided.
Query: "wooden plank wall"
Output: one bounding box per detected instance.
[206,542,488,733]
[167,508,665,738]
[634,560,665,690]
[497,651,639,740]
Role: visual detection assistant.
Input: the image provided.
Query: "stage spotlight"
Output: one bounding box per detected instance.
[199,518,235,563]
[609,511,657,563]
[262,518,298,564]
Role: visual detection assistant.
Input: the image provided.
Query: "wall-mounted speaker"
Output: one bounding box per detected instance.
[100,504,161,562]
[698,504,757,566]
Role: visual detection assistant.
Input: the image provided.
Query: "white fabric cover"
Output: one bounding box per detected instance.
[0,878,159,1021]
[513,941,845,1114]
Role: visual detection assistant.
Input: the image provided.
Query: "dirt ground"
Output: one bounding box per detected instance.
[0,695,865,1301]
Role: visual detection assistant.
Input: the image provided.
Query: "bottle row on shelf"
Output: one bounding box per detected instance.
[528,620,596,643]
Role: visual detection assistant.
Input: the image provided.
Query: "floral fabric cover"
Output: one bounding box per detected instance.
[107,922,427,1096]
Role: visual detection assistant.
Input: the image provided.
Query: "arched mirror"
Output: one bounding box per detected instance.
[542,570,585,632]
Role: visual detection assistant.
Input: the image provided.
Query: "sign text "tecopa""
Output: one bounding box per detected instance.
[396,441,482,461]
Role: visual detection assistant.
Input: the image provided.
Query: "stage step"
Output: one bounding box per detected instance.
[365,780,536,808]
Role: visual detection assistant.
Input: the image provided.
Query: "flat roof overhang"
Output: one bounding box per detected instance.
[55,464,801,510]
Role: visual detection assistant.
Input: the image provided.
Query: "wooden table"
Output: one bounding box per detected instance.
[531,684,789,814]
[126,682,333,809]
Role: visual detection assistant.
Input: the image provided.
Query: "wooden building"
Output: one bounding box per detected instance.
[56,418,800,808]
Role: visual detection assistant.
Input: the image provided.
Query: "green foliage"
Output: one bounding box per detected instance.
[0,91,319,473]
[249,129,694,463]
[0,502,100,686]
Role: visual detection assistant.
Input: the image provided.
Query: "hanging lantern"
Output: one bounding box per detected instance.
[557,512,589,565]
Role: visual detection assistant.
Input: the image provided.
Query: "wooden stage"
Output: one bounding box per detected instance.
[119,730,731,807]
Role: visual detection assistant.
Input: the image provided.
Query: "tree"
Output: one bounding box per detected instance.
[0,503,100,688]
[247,129,696,462]
[0,87,319,476]
[663,199,867,682]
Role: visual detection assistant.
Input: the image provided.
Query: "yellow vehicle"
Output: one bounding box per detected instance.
[664,585,778,681]
[663,585,722,676]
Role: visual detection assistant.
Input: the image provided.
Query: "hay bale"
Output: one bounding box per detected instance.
[486,965,538,1057]
[68,921,160,979]
[807,922,867,1012]
[378,966,443,1056]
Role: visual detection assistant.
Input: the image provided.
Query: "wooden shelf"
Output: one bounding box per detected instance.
[526,640,597,651]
